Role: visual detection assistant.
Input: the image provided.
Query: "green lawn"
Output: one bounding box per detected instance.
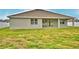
[0,27,79,49]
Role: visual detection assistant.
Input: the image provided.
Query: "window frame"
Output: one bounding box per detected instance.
[60,20,65,24]
[31,19,38,25]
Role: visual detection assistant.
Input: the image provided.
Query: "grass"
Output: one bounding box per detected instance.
[0,27,79,49]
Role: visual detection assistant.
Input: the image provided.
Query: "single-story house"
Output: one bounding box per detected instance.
[8,9,75,29]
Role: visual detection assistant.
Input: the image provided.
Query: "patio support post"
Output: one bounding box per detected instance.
[58,18,60,28]
[72,18,75,26]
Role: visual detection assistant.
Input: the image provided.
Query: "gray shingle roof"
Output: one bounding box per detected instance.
[8,9,75,19]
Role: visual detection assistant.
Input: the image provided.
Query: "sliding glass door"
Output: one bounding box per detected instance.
[42,19,54,27]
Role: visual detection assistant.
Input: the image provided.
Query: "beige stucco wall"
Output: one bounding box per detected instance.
[10,18,68,29]
[10,18,42,29]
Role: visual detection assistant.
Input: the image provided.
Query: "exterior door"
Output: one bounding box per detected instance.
[42,19,53,27]
[49,19,53,27]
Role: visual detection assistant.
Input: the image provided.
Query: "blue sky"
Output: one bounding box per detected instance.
[0,9,79,20]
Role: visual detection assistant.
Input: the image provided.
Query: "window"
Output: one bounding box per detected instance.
[60,20,65,24]
[31,19,38,25]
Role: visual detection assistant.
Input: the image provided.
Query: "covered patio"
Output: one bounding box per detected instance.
[42,18,74,28]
